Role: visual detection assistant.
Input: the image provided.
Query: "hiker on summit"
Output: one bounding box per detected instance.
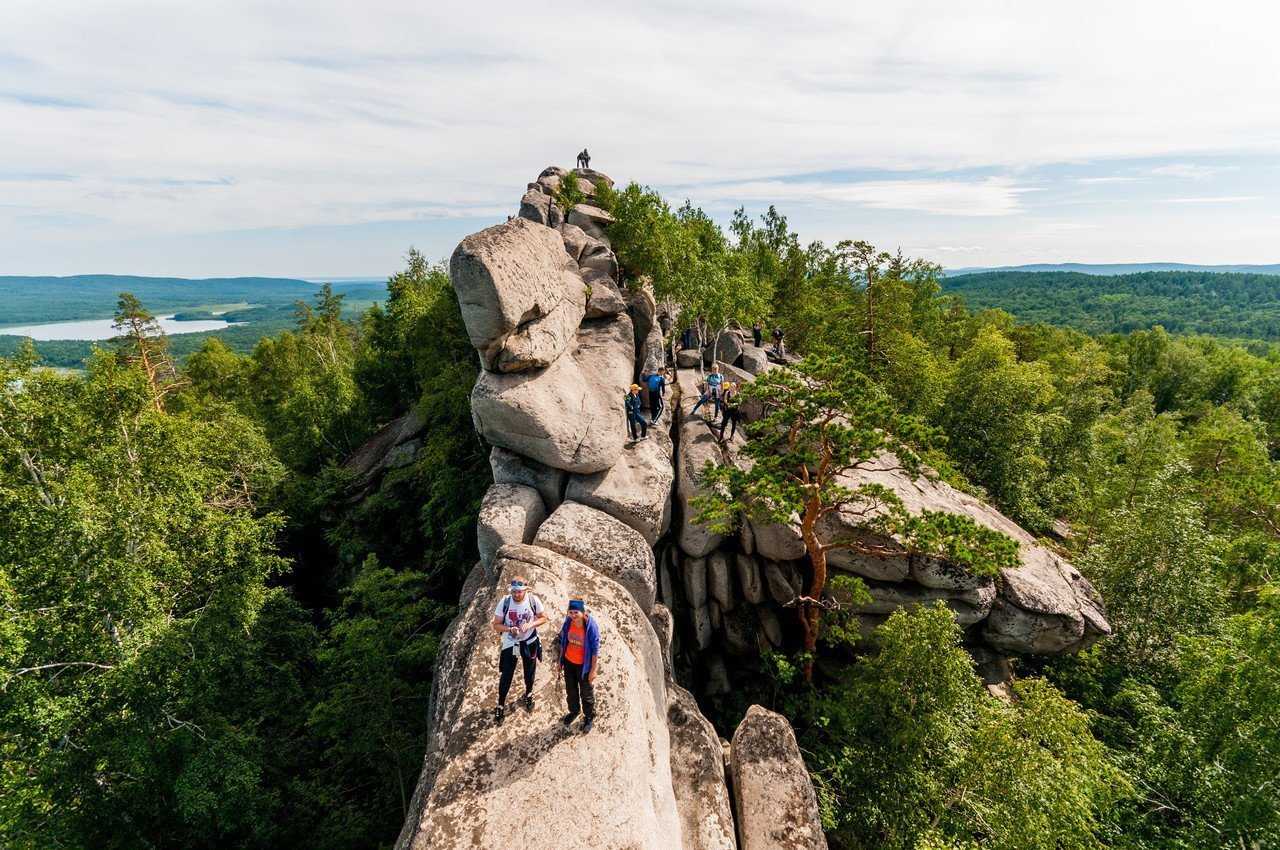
[577,149,591,169]
[558,598,600,733]
[646,368,668,425]
[491,577,547,725]
[625,384,648,440]
[690,364,724,419]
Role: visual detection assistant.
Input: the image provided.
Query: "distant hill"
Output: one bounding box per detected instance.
[0,274,373,326]
[946,262,1280,277]
[941,270,1280,340]
[0,274,389,367]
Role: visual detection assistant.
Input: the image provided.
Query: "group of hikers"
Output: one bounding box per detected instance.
[680,317,786,359]
[492,577,599,733]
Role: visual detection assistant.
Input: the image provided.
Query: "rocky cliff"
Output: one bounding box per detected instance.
[395,165,1109,849]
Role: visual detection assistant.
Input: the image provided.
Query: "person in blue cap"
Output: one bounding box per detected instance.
[558,598,601,733]
[491,576,547,725]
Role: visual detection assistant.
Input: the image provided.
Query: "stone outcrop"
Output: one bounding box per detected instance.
[730,706,828,850]
[470,314,633,473]
[533,500,657,613]
[398,161,1109,850]
[475,482,545,570]
[396,545,677,849]
[450,217,585,373]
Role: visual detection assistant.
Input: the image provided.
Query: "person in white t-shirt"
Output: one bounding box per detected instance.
[490,576,548,725]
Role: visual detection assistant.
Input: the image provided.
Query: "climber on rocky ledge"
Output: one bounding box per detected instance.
[691,363,724,419]
[557,598,600,733]
[645,367,668,425]
[718,381,742,442]
[491,577,547,726]
[625,384,648,441]
[576,148,591,169]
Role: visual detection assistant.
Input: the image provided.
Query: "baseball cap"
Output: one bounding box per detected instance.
[568,599,586,612]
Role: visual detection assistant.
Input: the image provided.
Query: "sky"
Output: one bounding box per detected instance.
[2,0,1280,278]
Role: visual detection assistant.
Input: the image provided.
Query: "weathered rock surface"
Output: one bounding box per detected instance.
[476,483,546,570]
[708,551,734,612]
[735,554,765,604]
[683,556,708,608]
[396,544,678,850]
[567,203,616,241]
[677,348,703,368]
[730,706,827,850]
[739,345,773,375]
[566,416,674,544]
[342,408,426,494]
[667,684,738,850]
[676,369,726,557]
[713,329,746,366]
[451,217,586,372]
[581,269,627,318]
[489,446,566,511]
[764,560,802,606]
[471,315,634,473]
[533,500,657,613]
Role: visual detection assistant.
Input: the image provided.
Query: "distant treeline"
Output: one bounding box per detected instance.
[943,270,1280,339]
[0,278,388,367]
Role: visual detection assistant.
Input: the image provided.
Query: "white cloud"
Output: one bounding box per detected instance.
[1162,195,1261,204]
[678,177,1033,217]
[1148,163,1238,179]
[1,0,1280,273]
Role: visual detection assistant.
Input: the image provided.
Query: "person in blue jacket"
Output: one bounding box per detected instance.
[690,364,724,419]
[558,598,600,733]
[645,368,668,425]
[625,384,648,440]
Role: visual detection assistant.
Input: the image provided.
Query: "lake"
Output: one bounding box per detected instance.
[0,315,239,341]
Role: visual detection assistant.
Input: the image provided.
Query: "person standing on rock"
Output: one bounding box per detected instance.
[752,320,763,348]
[646,368,668,425]
[558,599,600,733]
[691,364,724,420]
[491,577,548,725]
[625,384,648,441]
[772,326,785,358]
[718,381,742,442]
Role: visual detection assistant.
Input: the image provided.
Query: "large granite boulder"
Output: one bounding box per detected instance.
[567,203,616,241]
[533,500,657,613]
[573,167,615,190]
[565,412,674,544]
[341,408,425,494]
[667,684,738,850]
[582,269,627,318]
[713,329,746,366]
[739,345,773,375]
[839,456,1111,653]
[471,315,634,473]
[490,446,566,512]
[476,482,546,570]
[730,706,827,850]
[396,544,679,850]
[451,217,586,372]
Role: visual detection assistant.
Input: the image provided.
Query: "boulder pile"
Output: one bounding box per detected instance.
[397,161,1109,849]
[397,166,823,850]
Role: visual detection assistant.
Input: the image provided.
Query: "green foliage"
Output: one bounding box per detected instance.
[799,605,1127,850]
[944,270,1280,339]
[550,170,587,213]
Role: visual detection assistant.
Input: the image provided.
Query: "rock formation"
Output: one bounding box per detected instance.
[396,163,1109,850]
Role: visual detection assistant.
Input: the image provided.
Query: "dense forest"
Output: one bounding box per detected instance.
[3,184,1278,849]
[944,269,1280,340]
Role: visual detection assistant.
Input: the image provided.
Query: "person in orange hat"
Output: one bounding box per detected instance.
[624,383,648,441]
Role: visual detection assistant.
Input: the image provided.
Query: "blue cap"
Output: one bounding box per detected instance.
[568,599,586,612]
[509,579,528,590]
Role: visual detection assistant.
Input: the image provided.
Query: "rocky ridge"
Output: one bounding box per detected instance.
[395,164,1110,849]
